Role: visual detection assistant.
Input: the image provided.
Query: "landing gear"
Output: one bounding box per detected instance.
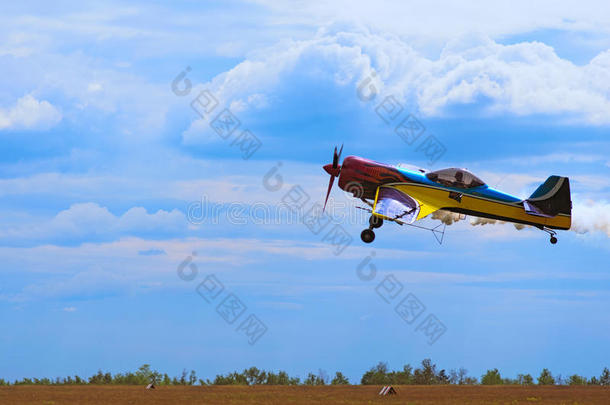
[542,227,558,245]
[361,229,375,243]
[369,216,383,229]
[361,216,382,243]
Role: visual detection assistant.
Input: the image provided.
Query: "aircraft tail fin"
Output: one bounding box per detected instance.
[524,176,571,217]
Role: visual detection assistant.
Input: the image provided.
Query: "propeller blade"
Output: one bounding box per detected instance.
[323,175,335,212]
[337,144,343,164]
[332,146,339,168]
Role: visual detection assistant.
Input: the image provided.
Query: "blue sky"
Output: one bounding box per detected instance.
[1,0,610,384]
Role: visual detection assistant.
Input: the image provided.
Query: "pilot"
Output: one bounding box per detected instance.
[454,170,465,187]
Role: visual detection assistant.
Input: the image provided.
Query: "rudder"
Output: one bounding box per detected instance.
[525,176,571,217]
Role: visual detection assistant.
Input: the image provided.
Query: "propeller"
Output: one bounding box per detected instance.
[322,144,343,211]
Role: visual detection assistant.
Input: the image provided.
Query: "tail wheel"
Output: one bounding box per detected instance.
[361,229,375,243]
[550,236,558,244]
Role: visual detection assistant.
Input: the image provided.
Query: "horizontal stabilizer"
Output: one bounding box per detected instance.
[523,201,553,217]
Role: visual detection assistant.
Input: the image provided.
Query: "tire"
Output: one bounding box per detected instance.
[361,229,375,243]
[550,236,558,244]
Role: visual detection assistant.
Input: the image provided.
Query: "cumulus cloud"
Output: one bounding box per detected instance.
[184,25,610,139]
[0,202,186,245]
[0,94,62,130]
[253,0,610,41]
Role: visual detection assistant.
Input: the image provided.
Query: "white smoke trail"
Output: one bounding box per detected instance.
[469,217,526,230]
[431,210,465,225]
[469,217,499,226]
[431,201,610,237]
[571,200,610,237]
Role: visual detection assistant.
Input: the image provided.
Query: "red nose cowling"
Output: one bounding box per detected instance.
[323,163,341,178]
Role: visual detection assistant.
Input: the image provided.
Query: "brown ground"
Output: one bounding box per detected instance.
[0,385,608,405]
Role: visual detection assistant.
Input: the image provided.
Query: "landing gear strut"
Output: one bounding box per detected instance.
[361,216,383,243]
[542,227,558,244]
[369,216,383,229]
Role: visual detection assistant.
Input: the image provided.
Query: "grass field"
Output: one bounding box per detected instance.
[1,385,609,404]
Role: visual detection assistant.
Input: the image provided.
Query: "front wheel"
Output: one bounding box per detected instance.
[361,229,375,243]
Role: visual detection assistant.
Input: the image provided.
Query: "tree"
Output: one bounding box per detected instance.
[276,371,291,385]
[243,367,261,385]
[361,362,390,385]
[162,374,171,386]
[303,371,327,386]
[413,359,438,385]
[537,369,555,385]
[331,372,349,385]
[463,376,478,385]
[304,373,317,386]
[449,368,469,385]
[136,364,153,385]
[600,368,610,386]
[568,375,587,385]
[89,370,104,384]
[316,370,328,385]
[481,369,503,385]
[437,369,450,384]
[555,374,566,386]
[265,371,279,385]
[390,365,413,385]
[214,372,247,385]
[179,369,188,385]
[517,374,534,386]
[188,370,197,385]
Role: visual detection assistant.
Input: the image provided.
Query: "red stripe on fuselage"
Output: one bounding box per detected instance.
[338,156,409,199]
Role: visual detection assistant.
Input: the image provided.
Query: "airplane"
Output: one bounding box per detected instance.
[322,146,571,245]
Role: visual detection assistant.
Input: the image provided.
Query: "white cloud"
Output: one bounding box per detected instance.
[253,0,610,41]
[187,27,610,128]
[0,94,61,130]
[181,118,221,145]
[0,202,186,244]
[0,236,430,302]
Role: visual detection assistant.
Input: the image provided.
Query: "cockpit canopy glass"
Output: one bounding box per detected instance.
[425,168,486,189]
